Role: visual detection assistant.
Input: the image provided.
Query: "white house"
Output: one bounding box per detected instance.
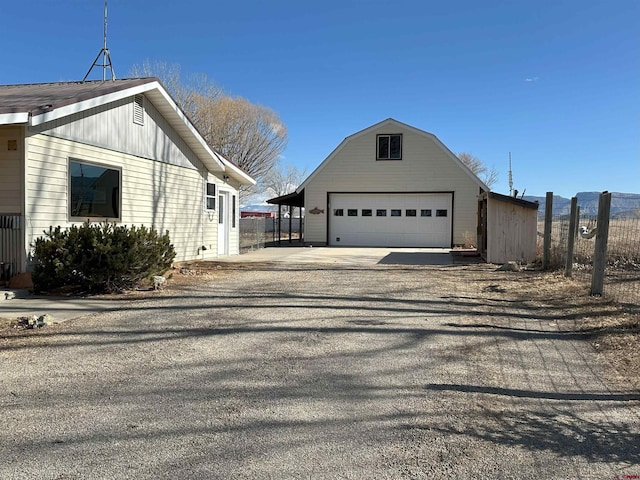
[271,118,487,248]
[0,78,254,283]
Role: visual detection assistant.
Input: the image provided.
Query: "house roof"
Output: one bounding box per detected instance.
[296,118,489,193]
[0,78,255,185]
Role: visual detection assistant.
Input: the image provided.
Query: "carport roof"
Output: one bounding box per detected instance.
[266,189,305,207]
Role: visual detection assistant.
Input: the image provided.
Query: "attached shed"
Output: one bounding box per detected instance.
[477,191,539,264]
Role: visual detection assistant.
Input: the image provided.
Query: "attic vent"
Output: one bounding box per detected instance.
[133,94,144,125]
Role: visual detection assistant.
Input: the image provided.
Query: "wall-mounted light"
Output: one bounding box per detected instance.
[223,175,230,182]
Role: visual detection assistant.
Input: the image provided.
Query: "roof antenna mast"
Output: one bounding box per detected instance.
[83,0,116,82]
[508,152,513,197]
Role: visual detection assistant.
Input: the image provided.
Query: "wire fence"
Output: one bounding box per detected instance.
[239,217,304,253]
[538,209,640,305]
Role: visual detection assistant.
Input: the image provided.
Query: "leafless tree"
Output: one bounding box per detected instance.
[262,159,307,199]
[191,95,287,189]
[457,152,499,189]
[130,61,288,197]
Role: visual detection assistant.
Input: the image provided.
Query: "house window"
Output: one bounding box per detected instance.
[421,209,432,217]
[133,94,145,125]
[406,209,417,217]
[69,159,120,219]
[436,209,448,217]
[232,195,237,228]
[334,209,344,216]
[376,209,387,217]
[362,209,372,216]
[347,209,358,216]
[390,209,402,217]
[205,182,216,210]
[377,134,402,160]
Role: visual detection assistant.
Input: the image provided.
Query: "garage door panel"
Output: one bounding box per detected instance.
[329,193,452,247]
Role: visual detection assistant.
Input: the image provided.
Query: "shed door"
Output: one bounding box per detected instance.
[328,193,452,247]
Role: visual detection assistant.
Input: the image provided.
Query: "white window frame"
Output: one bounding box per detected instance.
[377,134,403,160]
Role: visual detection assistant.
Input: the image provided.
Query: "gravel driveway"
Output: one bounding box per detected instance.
[1,261,639,479]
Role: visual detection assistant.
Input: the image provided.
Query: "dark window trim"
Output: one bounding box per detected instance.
[376,134,403,161]
[68,157,122,222]
[205,181,216,211]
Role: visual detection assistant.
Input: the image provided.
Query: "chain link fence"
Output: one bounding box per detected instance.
[239,217,303,253]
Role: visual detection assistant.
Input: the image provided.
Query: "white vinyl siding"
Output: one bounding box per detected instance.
[31,96,204,171]
[24,134,234,263]
[304,123,480,246]
[0,127,23,213]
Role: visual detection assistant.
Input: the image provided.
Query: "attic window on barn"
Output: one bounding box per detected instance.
[377,134,402,160]
[133,94,145,125]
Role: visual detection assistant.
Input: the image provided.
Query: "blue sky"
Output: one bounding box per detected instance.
[1,0,638,197]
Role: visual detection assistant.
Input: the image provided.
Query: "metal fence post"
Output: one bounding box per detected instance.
[564,196,578,277]
[542,192,554,269]
[590,192,612,296]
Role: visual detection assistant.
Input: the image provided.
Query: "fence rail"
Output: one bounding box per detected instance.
[539,192,640,305]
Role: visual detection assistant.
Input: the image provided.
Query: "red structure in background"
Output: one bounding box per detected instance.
[241,211,276,218]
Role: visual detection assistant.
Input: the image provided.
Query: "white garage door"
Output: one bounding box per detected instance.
[328,193,452,247]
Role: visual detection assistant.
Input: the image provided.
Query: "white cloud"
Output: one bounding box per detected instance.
[525,76,539,82]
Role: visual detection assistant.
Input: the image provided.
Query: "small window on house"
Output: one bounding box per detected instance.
[334,209,344,216]
[406,209,417,217]
[362,209,372,216]
[436,209,448,217]
[133,94,145,125]
[69,159,121,219]
[377,134,402,160]
[347,209,358,216]
[391,209,402,217]
[205,182,216,210]
[376,209,387,217]
[421,209,432,217]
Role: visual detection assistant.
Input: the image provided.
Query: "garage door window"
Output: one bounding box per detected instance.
[436,209,448,217]
[406,209,416,217]
[421,209,432,217]
[362,209,372,216]
[348,209,358,216]
[391,209,402,217]
[377,134,402,160]
[334,209,344,216]
[376,209,387,216]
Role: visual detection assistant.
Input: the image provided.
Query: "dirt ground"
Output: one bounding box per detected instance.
[1,261,639,479]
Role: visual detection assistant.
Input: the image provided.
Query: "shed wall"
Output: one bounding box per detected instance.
[486,198,538,263]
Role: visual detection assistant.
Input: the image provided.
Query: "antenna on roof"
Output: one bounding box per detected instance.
[508,152,513,196]
[82,0,116,82]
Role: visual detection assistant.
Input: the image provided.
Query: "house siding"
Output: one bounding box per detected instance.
[30,95,204,172]
[24,134,230,264]
[0,126,23,214]
[304,124,481,245]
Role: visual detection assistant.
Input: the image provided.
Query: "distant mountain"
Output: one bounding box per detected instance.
[523,192,640,217]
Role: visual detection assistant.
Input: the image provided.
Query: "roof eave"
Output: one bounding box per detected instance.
[0,112,29,125]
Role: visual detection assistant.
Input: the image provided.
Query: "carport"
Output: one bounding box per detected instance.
[266,189,305,245]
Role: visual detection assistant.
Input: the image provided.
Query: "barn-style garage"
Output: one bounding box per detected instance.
[273,118,487,248]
